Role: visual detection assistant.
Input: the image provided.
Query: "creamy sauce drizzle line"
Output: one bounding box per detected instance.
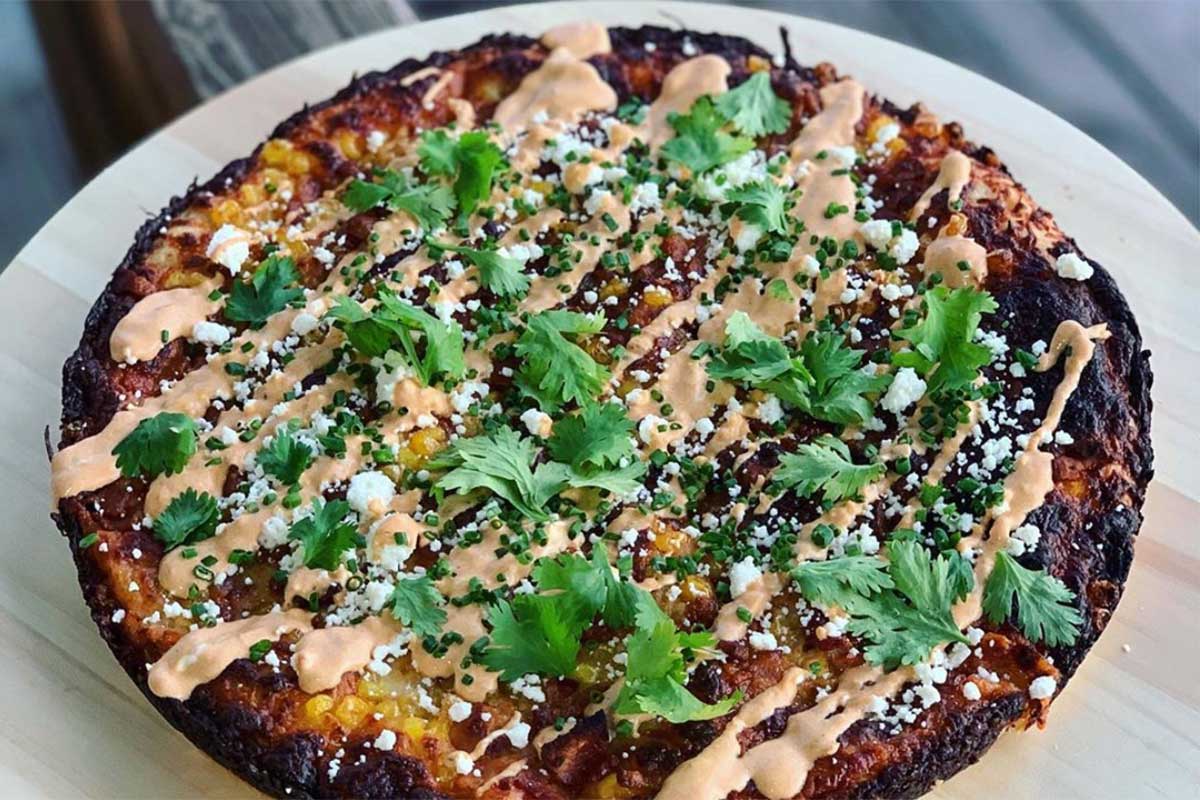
[109,279,222,364]
[909,149,972,221]
[540,20,612,60]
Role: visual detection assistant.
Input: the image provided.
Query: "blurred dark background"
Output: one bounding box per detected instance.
[2,0,1197,268]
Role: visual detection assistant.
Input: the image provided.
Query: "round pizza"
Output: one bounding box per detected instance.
[51,21,1153,800]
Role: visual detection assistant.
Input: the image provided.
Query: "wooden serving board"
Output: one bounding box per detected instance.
[2,3,1196,797]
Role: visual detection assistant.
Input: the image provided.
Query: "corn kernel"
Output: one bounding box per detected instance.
[303,694,334,725]
[283,238,310,258]
[476,77,504,103]
[653,527,690,556]
[358,677,386,700]
[334,695,372,728]
[591,774,630,798]
[599,278,627,299]
[238,182,267,206]
[409,427,447,457]
[209,198,243,227]
[375,699,402,720]
[887,138,907,155]
[163,270,209,289]
[400,716,428,743]
[261,138,292,167]
[944,212,969,237]
[866,115,897,142]
[286,150,314,176]
[336,129,365,160]
[643,287,673,308]
[747,54,771,73]
[396,447,421,470]
[680,575,714,601]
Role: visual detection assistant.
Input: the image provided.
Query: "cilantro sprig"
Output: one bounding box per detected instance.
[429,426,567,522]
[894,286,998,394]
[342,168,454,232]
[287,498,363,571]
[258,426,313,485]
[661,96,754,175]
[982,551,1081,647]
[390,575,447,638]
[725,180,789,236]
[417,130,505,222]
[791,540,970,668]
[112,412,198,479]
[153,488,219,550]
[515,310,609,412]
[714,72,791,137]
[482,547,740,722]
[224,254,305,328]
[773,435,884,504]
[706,312,889,426]
[328,288,465,387]
[430,242,531,299]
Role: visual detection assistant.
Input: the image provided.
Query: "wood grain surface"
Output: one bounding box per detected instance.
[3,3,1196,797]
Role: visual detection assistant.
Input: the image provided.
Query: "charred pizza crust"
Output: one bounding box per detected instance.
[53,24,1152,800]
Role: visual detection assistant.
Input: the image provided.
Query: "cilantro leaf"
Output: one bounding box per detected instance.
[532,550,609,628]
[561,461,647,496]
[547,402,637,473]
[726,180,789,235]
[224,254,305,328]
[983,551,1081,647]
[113,412,198,478]
[258,427,313,485]
[287,498,363,571]
[857,541,967,668]
[328,289,465,386]
[788,330,891,425]
[153,488,219,550]
[342,168,455,232]
[482,594,581,681]
[617,674,742,723]
[773,435,885,503]
[416,129,458,177]
[615,615,740,723]
[515,310,609,412]
[714,72,791,137]
[894,286,999,393]
[706,315,887,426]
[429,426,565,521]
[418,130,505,222]
[790,555,895,600]
[661,96,754,174]
[705,312,798,384]
[791,542,967,669]
[434,242,531,298]
[390,575,447,638]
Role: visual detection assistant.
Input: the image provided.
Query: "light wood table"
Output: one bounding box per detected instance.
[3,3,1196,797]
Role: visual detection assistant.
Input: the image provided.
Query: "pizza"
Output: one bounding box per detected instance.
[51,21,1153,800]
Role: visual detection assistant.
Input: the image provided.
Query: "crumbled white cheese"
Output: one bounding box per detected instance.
[1055,252,1094,281]
[191,321,230,347]
[206,224,252,274]
[291,312,320,336]
[519,408,552,438]
[881,367,927,415]
[728,557,762,598]
[346,471,395,516]
[1028,675,1057,699]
